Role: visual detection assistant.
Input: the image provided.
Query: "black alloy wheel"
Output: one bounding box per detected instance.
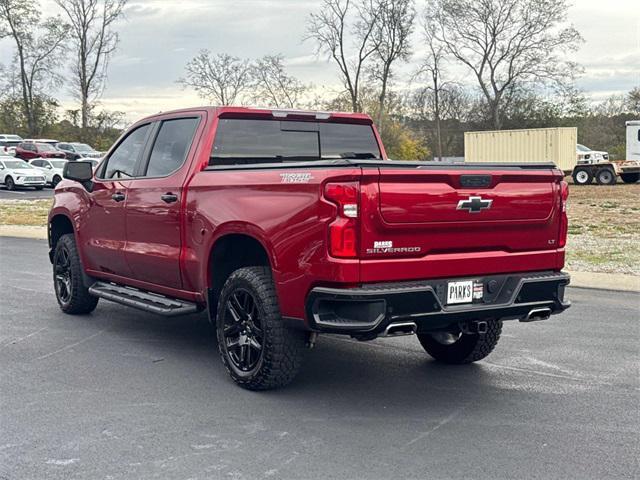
[54,243,73,306]
[221,288,264,373]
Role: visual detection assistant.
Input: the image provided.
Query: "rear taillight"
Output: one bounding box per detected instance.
[324,182,359,258]
[558,181,569,248]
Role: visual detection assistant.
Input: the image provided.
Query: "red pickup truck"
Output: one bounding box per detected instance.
[49,107,570,390]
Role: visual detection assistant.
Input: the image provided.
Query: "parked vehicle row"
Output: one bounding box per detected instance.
[0,134,104,161]
[0,155,101,190]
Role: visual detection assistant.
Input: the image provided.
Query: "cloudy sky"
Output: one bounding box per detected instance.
[3,0,639,121]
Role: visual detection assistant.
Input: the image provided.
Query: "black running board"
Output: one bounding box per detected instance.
[89,281,199,317]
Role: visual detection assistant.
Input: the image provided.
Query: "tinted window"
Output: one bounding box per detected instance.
[210,119,380,165]
[21,143,35,151]
[319,123,381,159]
[102,124,150,179]
[145,118,199,177]
[37,143,56,152]
[4,160,30,169]
[31,160,43,167]
[74,143,93,153]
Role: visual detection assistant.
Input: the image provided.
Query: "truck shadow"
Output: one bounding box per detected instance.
[92,305,523,414]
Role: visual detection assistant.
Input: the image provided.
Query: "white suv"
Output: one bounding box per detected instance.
[29,158,68,187]
[0,157,46,190]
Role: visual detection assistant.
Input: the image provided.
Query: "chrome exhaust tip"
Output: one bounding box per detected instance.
[381,322,417,337]
[522,307,552,322]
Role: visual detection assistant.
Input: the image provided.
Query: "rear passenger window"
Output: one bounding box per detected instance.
[145,118,199,177]
[102,124,150,179]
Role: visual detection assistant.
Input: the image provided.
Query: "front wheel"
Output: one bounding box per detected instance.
[417,320,502,364]
[53,234,99,314]
[52,175,62,188]
[572,168,592,185]
[5,176,15,190]
[35,186,44,190]
[216,267,305,390]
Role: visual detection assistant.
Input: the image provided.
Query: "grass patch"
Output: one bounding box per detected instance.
[0,199,52,226]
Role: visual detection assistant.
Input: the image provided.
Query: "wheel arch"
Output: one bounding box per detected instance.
[48,212,75,262]
[206,231,274,317]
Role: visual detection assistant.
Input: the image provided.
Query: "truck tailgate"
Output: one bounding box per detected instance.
[359,165,564,281]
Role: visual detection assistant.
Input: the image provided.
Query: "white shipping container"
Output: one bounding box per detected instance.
[464,127,577,173]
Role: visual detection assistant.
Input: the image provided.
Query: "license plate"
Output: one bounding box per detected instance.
[447,281,473,304]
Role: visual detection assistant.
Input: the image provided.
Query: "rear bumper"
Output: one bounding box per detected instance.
[305,271,570,336]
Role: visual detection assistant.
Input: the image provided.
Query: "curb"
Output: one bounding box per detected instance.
[0,226,638,293]
[566,270,639,294]
[0,225,47,239]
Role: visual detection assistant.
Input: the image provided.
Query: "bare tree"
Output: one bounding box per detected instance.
[371,0,415,129]
[55,0,127,130]
[414,17,449,160]
[306,0,379,112]
[180,51,253,105]
[429,0,582,129]
[0,0,68,135]
[251,55,308,109]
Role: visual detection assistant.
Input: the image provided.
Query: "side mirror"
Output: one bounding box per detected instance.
[63,161,94,190]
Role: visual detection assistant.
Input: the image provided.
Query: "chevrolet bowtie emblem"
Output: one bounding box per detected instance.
[457,196,493,213]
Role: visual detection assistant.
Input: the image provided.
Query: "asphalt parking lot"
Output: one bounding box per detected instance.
[0,187,54,200]
[1,237,638,480]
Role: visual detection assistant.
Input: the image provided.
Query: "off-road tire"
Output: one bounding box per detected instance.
[572,168,592,185]
[595,167,616,185]
[417,320,502,364]
[620,173,639,184]
[53,234,99,314]
[5,176,15,190]
[216,267,305,390]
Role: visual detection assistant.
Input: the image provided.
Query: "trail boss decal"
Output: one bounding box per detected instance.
[367,240,421,255]
[280,173,314,183]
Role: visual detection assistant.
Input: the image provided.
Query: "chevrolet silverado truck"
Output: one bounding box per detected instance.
[49,107,571,390]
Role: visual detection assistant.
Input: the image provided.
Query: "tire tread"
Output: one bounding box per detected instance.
[216,267,304,390]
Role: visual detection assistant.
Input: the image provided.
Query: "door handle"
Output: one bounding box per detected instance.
[161,193,178,204]
[112,192,125,202]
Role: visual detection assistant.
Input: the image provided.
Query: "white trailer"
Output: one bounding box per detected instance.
[465,126,640,185]
[626,120,640,161]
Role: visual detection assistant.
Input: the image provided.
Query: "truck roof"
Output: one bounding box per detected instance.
[626,120,640,126]
[135,106,373,125]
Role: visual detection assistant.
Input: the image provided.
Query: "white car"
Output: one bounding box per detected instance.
[577,144,609,164]
[29,158,68,187]
[0,134,23,156]
[0,157,46,190]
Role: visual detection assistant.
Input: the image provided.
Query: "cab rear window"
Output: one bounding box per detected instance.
[210,119,381,165]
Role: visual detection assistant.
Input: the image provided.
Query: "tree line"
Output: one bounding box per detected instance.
[1,0,639,158]
[0,0,125,149]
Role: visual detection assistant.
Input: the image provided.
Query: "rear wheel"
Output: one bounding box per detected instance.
[572,168,592,185]
[216,267,305,390]
[53,234,99,314]
[417,320,502,364]
[5,176,15,190]
[620,173,639,184]
[595,167,616,185]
